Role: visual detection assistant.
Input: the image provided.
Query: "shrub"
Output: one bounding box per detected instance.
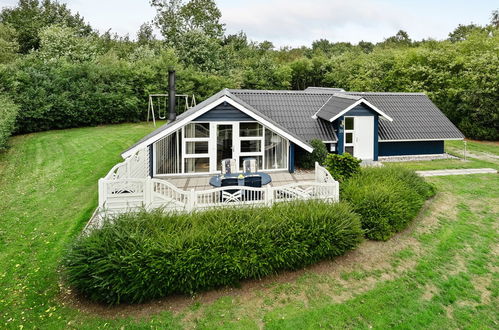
[0,93,19,150]
[296,139,329,169]
[324,153,361,182]
[63,201,363,304]
[342,167,435,241]
[0,52,238,134]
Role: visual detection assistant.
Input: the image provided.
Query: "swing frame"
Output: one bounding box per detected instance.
[147,94,197,126]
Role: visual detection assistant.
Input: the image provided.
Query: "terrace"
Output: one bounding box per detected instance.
[93,148,339,227]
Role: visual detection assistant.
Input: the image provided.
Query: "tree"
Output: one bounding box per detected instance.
[491,10,499,28]
[175,30,226,72]
[137,22,156,45]
[380,30,412,47]
[448,24,484,42]
[37,24,98,62]
[150,0,224,48]
[0,23,18,63]
[0,0,93,53]
[357,40,374,53]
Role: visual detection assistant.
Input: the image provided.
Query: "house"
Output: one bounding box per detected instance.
[122,77,464,177]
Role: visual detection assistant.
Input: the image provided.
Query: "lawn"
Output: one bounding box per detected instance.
[0,123,497,329]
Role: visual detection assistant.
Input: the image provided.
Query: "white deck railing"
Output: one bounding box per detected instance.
[98,160,339,216]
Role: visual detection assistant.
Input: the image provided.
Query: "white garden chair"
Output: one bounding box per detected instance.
[221,158,237,174]
[242,158,257,173]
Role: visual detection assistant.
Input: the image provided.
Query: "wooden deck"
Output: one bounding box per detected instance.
[160,170,316,191]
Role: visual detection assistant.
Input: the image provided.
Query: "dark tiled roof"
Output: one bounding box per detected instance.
[229,89,338,142]
[123,88,464,156]
[314,94,361,121]
[344,92,464,140]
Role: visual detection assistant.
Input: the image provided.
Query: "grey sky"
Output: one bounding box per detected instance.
[0,0,496,47]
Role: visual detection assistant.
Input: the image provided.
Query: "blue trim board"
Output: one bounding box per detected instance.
[374,116,379,160]
[289,142,295,173]
[378,141,444,156]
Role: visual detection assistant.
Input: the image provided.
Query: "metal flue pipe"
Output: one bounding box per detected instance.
[168,69,176,121]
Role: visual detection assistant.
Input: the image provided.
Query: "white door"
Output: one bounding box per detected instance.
[344,116,374,160]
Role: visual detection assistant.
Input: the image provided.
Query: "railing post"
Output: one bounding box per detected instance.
[186,189,196,212]
[266,185,273,206]
[144,177,152,209]
[98,178,106,208]
[315,161,319,182]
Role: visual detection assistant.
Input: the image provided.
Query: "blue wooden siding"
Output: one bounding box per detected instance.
[345,104,378,116]
[289,143,295,173]
[194,102,254,121]
[378,141,444,156]
[332,104,379,159]
[148,144,154,177]
[373,116,379,160]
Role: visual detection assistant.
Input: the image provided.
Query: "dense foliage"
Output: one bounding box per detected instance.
[0,93,19,149]
[341,167,435,241]
[296,139,329,169]
[324,153,362,182]
[63,201,363,304]
[0,1,497,138]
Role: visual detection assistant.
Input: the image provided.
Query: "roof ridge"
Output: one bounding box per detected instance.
[345,91,427,96]
[229,89,332,95]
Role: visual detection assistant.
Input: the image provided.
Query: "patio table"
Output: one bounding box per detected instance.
[209,172,272,187]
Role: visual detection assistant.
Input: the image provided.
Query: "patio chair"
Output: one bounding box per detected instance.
[220,177,241,202]
[242,158,257,174]
[221,158,237,175]
[243,175,263,201]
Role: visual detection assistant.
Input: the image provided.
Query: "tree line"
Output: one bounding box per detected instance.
[0,0,497,140]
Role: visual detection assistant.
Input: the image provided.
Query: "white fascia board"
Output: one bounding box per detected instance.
[329,99,394,122]
[122,96,229,158]
[223,97,313,153]
[379,138,464,142]
[122,94,313,158]
[311,95,333,119]
[322,141,337,143]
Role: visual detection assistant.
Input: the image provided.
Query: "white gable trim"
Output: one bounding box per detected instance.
[328,99,393,122]
[122,95,312,158]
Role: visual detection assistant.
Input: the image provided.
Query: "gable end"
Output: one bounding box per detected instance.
[194,102,254,122]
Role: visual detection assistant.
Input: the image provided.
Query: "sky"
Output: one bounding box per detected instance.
[0,0,497,47]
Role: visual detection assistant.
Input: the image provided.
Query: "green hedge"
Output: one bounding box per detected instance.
[0,54,237,134]
[63,201,363,305]
[324,153,361,182]
[0,93,19,150]
[341,167,435,241]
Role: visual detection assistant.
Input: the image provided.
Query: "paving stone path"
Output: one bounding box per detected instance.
[416,168,497,177]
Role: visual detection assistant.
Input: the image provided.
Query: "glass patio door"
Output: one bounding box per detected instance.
[216,124,233,171]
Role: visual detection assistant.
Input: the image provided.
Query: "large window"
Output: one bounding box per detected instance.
[183,122,210,173]
[240,140,261,153]
[155,121,289,175]
[186,141,208,154]
[238,122,264,171]
[265,130,287,169]
[155,131,181,174]
[240,122,263,137]
[184,123,209,138]
[184,157,210,173]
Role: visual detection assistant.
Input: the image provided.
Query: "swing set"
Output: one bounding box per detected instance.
[147,94,197,126]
